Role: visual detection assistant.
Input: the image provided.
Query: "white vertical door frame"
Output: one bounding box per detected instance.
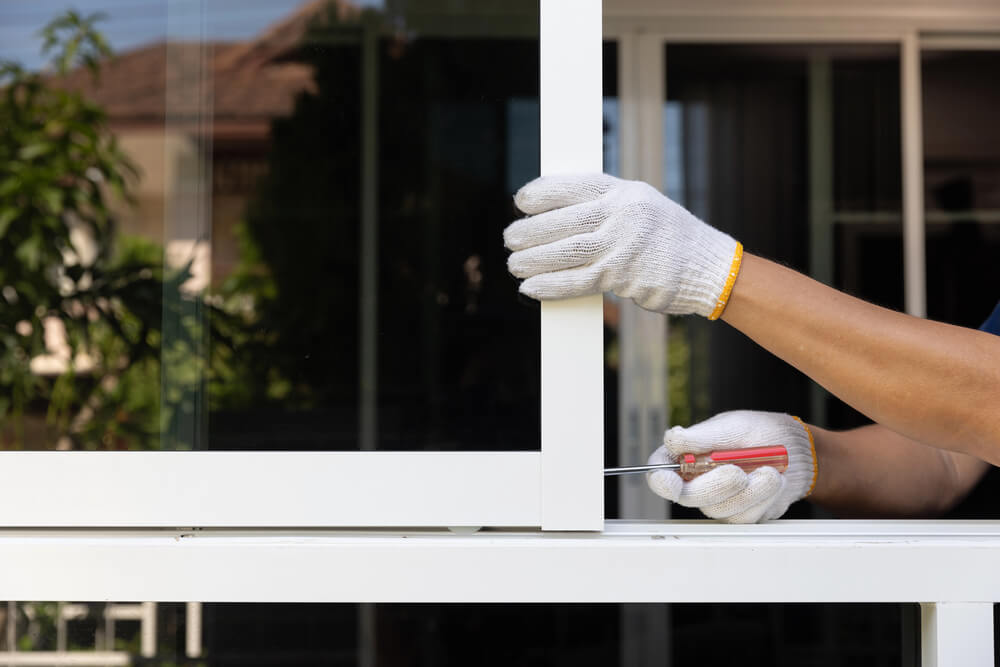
[617,31,669,522]
[901,30,927,318]
[539,0,605,531]
[920,603,994,667]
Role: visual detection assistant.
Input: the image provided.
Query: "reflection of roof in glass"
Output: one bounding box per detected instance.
[53,0,360,130]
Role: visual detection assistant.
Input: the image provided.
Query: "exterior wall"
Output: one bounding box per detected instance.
[111,130,263,285]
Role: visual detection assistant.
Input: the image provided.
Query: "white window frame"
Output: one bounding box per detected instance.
[0,0,605,532]
[4,2,1000,664]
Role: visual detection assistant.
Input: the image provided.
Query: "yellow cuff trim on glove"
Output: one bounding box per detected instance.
[791,415,819,497]
[707,242,743,321]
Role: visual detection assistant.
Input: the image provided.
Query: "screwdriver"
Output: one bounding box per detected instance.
[604,445,789,481]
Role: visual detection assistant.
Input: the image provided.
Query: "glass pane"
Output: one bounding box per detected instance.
[0,0,541,451]
[0,601,911,666]
[663,44,903,517]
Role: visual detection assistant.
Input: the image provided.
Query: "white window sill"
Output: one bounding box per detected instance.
[2,520,1000,602]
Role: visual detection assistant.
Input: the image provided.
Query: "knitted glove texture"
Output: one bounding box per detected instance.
[646,411,818,523]
[504,173,741,317]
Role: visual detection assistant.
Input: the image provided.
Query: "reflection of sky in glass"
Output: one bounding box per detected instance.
[0,0,384,71]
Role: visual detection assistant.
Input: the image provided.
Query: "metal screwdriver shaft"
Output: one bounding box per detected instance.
[604,445,790,480]
[604,463,682,476]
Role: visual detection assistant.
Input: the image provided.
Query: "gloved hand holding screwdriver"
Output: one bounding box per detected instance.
[504,173,1000,522]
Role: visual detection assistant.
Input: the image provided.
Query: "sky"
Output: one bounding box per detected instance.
[0,0,382,71]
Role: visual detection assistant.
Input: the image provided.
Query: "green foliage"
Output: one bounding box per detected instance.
[218,6,365,410]
[39,10,112,78]
[0,11,223,450]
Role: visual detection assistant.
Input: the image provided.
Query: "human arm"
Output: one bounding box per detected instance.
[722,254,1000,465]
[808,421,989,517]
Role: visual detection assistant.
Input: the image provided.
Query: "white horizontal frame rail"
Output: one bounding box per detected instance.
[0,453,540,527]
[3,521,1000,602]
[539,0,605,530]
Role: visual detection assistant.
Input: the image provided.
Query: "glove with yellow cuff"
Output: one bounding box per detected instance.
[646,410,819,523]
[504,173,743,318]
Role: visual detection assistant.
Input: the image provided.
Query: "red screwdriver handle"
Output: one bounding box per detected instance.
[678,445,789,481]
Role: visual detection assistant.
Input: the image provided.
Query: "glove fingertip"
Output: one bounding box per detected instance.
[514,177,550,215]
[502,225,519,251]
[518,277,542,301]
[507,252,531,279]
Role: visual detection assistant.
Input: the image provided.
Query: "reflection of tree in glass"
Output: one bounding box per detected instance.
[225,4,542,450]
[219,5,364,422]
[0,12,224,450]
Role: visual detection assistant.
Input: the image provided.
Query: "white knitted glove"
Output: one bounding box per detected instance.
[646,411,818,523]
[504,173,743,318]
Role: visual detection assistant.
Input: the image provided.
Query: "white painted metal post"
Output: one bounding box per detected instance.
[901,31,926,318]
[920,603,994,667]
[539,0,604,530]
[140,602,156,658]
[185,602,201,658]
[6,602,14,652]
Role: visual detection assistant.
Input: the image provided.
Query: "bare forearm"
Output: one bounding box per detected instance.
[721,254,1000,463]
[808,423,988,517]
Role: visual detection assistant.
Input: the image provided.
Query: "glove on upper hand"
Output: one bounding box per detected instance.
[504,173,743,318]
[646,410,818,523]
